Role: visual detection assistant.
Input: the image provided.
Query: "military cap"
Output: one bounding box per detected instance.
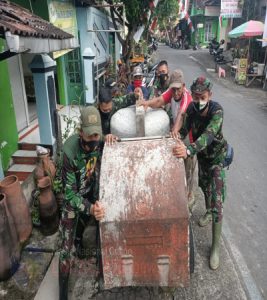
[190,76,213,94]
[80,106,102,137]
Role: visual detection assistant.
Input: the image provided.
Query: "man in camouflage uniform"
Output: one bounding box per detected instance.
[173,77,228,270]
[97,86,138,143]
[149,60,170,98]
[58,106,105,300]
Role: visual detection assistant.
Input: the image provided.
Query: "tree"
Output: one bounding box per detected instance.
[104,0,178,66]
[153,0,179,43]
[154,0,179,29]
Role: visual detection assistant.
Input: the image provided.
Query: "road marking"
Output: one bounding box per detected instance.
[223,221,264,300]
[189,56,197,62]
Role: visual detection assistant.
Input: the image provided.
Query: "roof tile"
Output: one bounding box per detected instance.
[0,0,73,39]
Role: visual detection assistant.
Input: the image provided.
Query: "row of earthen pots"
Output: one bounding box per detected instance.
[0,175,32,280]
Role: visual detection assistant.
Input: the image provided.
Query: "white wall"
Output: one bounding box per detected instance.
[7,55,28,132]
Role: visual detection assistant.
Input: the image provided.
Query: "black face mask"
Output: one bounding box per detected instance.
[80,139,100,153]
[100,110,111,120]
[159,73,168,85]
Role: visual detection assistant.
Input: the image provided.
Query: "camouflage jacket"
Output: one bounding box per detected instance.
[180,101,227,166]
[61,134,103,214]
[100,93,137,135]
[149,78,170,98]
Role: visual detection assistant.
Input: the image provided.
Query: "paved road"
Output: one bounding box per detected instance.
[157,45,267,299]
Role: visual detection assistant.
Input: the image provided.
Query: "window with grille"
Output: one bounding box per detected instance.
[67,48,81,84]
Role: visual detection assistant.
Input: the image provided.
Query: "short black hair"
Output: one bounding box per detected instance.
[99,87,112,104]
[104,78,116,89]
[157,60,168,68]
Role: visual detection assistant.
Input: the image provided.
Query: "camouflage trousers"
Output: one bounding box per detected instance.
[198,163,226,223]
[184,155,197,199]
[58,204,79,277]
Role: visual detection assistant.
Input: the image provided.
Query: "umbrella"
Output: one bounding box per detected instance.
[228,20,264,38]
[228,20,264,63]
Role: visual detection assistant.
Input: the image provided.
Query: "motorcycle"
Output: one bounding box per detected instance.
[170,39,181,49]
[209,39,225,56]
[214,48,232,65]
[209,38,219,55]
[148,38,158,54]
[145,62,158,88]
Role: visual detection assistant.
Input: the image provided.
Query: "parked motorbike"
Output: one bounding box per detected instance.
[148,38,158,54]
[209,39,225,56]
[145,62,158,87]
[170,39,181,49]
[209,38,219,55]
[214,47,232,65]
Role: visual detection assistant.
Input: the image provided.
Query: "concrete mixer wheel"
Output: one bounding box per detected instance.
[189,221,195,274]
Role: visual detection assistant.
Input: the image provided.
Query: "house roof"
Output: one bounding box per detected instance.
[0,0,73,40]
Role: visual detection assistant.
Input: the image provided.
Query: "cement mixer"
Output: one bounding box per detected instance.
[99,106,194,289]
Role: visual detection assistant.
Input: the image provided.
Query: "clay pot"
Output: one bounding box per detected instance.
[0,193,20,281]
[0,175,32,243]
[34,151,56,182]
[38,176,59,236]
[55,192,64,215]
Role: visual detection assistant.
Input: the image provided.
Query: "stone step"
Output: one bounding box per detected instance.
[6,164,36,181]
[12,150,37,165]
[18,142,38,151]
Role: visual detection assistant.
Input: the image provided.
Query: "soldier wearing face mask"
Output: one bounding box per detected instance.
[126,66,149,100]
[98,86,138,135]
[97,86,139,144]
[173,77,229,271]
[150,60,170,98]
[58,106,105,300]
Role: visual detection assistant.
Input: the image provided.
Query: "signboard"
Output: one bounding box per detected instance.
[48,0,78,59]
[220,0,243,18]
[236,58,247,85]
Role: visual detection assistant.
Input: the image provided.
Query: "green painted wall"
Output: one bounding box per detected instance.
[191,2,204,16]
[191,16,205,46]
[0,39,18,171]
[212,19,219,42]
[11,0,49,20]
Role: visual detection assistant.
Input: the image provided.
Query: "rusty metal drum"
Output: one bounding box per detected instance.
[99,137,190,289]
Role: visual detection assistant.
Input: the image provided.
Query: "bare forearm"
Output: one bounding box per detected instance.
[147,96,165,108]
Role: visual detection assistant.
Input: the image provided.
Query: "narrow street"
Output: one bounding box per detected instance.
[157,44,267,299]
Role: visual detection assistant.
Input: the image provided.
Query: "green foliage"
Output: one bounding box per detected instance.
[61,114,79,142]
[113,0,151,28]
[154,0,179,27]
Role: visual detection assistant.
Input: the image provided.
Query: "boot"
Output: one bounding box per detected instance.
[59,269,69,300]
[198,196,212,227]
[210,222,222,270]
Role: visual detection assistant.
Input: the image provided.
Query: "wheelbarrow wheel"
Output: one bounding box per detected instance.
[189,221,195,274]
